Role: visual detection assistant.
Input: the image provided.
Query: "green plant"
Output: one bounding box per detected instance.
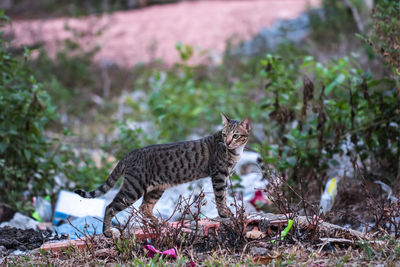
[308,0,361,47]
[114,234,137,261]
[55,143,114,192]
[144,43,264,142]
[0,12,58,211]
[30,23,101,118]
[0,13,117,211]
[258,51,399,189]
[367,0,400,75]
[105,121,150,160]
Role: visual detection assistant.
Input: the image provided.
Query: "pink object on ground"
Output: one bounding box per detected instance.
[250,190,270,211]
[7,0,320,67]
[145,244,177,259]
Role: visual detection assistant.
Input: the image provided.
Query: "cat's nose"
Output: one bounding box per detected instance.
[226,138,232,146]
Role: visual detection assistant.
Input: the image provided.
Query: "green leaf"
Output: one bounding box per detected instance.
[0,143,7,154]
[24,149,31,160]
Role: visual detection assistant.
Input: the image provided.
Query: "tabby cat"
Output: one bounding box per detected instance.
[75,113,251,237]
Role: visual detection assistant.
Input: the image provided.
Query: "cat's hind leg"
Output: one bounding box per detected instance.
[139,187,165,222]
[103,180,144,237]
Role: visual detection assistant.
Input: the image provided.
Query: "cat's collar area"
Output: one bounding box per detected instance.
[227,148,241,156]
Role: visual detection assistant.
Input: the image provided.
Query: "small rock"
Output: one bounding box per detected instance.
[37,222,54,231]
[95,248,118,258]
[250,246,269,255]
[110,227,121,238]
[10,250,26,256]
[0,245,6,256]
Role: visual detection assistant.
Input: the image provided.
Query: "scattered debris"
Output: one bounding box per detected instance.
[320,177,340,214]
[271,219,293,243]
[250,190,271,211]
[250,246,268,255]
[295,216,368,241]
[95,248,118,258]
[250,252,282,265]
[245,226,266,239]
[375,180,398,203]
[0,212,39,230]
[56,216,103,240]
[53,190,106,226]
[41,239,86,252]
[144,245,177,259]
[32,195,52,223]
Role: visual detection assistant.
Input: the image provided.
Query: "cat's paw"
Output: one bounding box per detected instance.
[103,227,120,238]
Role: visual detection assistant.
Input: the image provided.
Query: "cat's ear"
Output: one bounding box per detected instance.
[239,118,251,132]
[221,112,230,126]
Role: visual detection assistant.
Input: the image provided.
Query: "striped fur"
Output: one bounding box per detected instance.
[74,113,251,237]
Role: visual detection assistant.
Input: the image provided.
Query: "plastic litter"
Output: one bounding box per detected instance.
[56,216,103,240]
[32,195,52,222]
[144,245,177,259]
[320,177,339,214]
[250,190,270,211]
[271,219,294,243]
[374,180,398,203]
[53,190,106,226]
[0,212,39,230]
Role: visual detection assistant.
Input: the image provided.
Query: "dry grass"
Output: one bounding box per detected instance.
[4,185,400,266]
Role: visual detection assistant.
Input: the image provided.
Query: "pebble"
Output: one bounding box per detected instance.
[250,246,269,256]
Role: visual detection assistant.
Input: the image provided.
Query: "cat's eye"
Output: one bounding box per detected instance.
[233,134,239,139]
[222,133,227,137]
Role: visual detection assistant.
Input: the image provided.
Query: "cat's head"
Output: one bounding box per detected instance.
[221,113,251,149]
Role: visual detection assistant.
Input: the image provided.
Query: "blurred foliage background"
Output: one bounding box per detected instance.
[0,0,399,213]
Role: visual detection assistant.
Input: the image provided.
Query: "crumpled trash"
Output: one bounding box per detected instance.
[56,216,103,240]
[53,190,106,226]
[375,180,399,203]
[144,245,177,259]
[250,190,270,211]
[320,177,339,214]
[32,195,52,222]
[0,212,39,230]
[271,219,294,243]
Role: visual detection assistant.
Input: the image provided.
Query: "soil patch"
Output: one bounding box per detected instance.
[0,227,66,254]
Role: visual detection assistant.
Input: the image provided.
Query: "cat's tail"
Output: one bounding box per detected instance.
[74,161,125,198]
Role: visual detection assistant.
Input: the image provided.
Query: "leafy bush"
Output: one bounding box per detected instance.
[53,141,114,193]
[367,0,400,74]
[30,24,100,118]
[258,52,399,188]
[138,44,267,142]
[0,14,117,211]
[0,12,57,211]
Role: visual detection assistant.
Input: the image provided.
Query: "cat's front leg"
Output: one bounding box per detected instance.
[211,173,233,218]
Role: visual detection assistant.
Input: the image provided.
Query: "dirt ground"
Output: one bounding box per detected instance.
[0,227,66,255]
[6,0,320,67]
